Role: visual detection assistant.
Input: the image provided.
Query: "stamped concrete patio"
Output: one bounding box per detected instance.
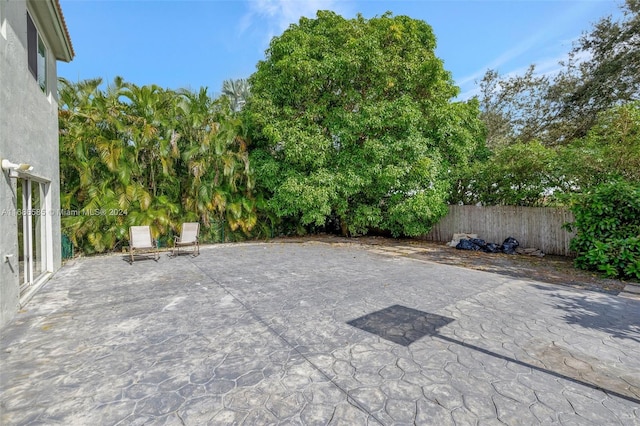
[1,241,639,425]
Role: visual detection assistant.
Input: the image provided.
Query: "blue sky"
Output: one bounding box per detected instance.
[58,0,624,100]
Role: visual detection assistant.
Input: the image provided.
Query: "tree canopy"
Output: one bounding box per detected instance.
[479,0,640,147]
[458,0,640,208]
[552,0,640,141]
[246,11,484,237]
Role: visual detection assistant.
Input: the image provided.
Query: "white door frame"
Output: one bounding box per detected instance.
[17,176,50,295]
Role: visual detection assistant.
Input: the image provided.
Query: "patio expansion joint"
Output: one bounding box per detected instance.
[186,257,386,425]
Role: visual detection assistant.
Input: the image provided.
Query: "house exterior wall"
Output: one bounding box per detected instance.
[0,0,71,327]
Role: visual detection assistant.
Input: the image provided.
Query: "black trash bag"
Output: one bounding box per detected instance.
[503,237,519,247]
[501,244,517,254]
[456,239,481,251]
[469,238,486,248]
[482,242,501,253]
[500,236,520,255]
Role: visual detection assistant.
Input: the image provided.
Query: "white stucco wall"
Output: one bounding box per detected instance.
[0,0,62,327]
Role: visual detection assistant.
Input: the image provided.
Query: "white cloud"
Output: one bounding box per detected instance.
[456,29,559,90]
[241,0,350,44]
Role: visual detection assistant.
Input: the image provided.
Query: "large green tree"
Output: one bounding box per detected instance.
[246,11,484,237]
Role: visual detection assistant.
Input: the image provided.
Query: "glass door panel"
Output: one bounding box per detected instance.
[17,178,48,295]
[17,180,25,288]
[31,181,43,279]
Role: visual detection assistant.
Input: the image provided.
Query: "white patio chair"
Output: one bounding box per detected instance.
[171,222,200,257]
[129,226,159,264]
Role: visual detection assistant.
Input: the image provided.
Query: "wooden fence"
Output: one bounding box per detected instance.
[421,205,576,256]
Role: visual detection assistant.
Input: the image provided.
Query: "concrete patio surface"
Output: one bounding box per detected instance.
[1,241,639,425]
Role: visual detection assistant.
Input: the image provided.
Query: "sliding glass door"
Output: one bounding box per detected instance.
[17,178,47,295]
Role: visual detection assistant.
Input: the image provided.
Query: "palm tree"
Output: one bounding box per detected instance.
[178,88,257,241]
[222,79,251,113]
[59,78,130,252]
[59,77,260,252]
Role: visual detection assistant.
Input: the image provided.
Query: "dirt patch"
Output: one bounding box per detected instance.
[270,234,629,294]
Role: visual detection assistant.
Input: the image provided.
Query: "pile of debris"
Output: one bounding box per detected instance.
[515,247,546,257]
[448,233,544,257]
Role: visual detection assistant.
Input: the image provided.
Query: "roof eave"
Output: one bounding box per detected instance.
[29,0,75,62]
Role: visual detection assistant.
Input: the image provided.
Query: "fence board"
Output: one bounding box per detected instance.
[422,205,576,256]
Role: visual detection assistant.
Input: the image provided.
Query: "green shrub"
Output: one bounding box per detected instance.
[567,181,640,280]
